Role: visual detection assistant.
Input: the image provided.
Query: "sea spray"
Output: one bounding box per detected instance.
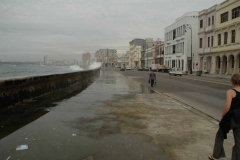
[89,62,102,69]
[69,65,84,71]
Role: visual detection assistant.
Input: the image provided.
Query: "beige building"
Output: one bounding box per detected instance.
[129,39,145,68]
[125,51,130,67]
[211,0,240,74]
[141,38,156,68]
[198,5,217,73]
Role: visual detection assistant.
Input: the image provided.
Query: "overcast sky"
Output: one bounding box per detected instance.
[0,0,223,62]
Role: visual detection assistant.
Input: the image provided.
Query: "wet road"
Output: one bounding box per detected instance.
[114,68,231,121]
[0,69,171,160]
[0,69,235,160]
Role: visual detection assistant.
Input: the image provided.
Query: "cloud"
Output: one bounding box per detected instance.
[0,0,223,61]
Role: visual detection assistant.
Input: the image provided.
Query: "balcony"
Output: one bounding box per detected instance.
[205,25,215,32]
[198,48,204,54]
[204,48,211,53]
[198,28,205,33]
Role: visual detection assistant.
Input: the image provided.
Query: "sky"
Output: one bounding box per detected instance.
[0,0,224,62]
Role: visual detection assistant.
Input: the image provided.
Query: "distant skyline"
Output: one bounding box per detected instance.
[0,0,224,61]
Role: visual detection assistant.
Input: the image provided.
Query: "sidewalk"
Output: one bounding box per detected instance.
[187,72,232,79]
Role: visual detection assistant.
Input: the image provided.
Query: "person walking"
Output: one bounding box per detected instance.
[149,70,156,87]
[209,74,240,160]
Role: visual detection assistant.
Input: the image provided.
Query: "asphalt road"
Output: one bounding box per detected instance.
[113,68,232,121]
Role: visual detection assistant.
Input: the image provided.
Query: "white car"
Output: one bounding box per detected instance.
[169,68,182,76]
[126,66,132,70]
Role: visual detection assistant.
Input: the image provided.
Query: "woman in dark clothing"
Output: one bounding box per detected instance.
[209,74,240,160]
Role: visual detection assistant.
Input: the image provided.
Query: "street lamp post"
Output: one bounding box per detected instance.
[185,24,193,74]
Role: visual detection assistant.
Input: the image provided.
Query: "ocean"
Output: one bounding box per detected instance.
[0,64,84,80]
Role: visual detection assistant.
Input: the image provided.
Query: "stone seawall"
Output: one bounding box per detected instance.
[0,68,100,108]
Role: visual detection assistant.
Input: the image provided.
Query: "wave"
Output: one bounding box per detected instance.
[89,62,102,69]
[69,65,84,71]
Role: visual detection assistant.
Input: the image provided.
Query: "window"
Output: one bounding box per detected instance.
[211,36,214,47]
[199,38,203,48]
[208,37,210,47]
[200,20,203,28]
[221,12,228,23]
[208,18,211,26]
[173,30,176,40]
[173,45,176,54]
[224,32,228,44]
[212,16,214,25]
[232,6,240,19]
[218,34,221,45]
[232,30,236,43]
[232,57,235,68]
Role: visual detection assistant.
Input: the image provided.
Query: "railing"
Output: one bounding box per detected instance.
[205,25,215,32]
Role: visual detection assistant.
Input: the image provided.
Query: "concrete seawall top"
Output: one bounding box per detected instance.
[0,67,101,108]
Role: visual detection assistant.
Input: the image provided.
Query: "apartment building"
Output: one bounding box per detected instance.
[129,39,145,68]
[154,40,165,65]
[94,49,117,66]
[164,12,199,73]
[198,5,217,73]
[125,51,130,67]
[141,38,156,68]
[211,0,240,74]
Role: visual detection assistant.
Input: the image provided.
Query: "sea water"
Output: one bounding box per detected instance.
[0,64,84,80]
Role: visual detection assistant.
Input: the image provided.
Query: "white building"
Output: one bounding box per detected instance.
[164,11,199,73]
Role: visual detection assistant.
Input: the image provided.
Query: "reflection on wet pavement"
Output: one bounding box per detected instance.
[0,69,225,160]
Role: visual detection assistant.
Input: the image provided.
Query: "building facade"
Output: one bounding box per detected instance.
[154,40,165,65]
[198,5,217,73]
[141,38,156,68]
[94,49,117,66]
[129,39,145,68]
[82,52,91,66]
[211,0,240,74]
[125,51,130,67]
[164,12,199,73]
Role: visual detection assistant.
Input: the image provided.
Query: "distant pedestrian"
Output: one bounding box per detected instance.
[149,70,156,87]
[209,74,240,160]
[150,67,152,71]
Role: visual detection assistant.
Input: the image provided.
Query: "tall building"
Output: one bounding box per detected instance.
[129,38,145,68]
[44,55,48,65]
[211,0,240,74]
[164,11,199,73]
[198,5,217,73]
[82,52,91,65]
[94,49,117,66]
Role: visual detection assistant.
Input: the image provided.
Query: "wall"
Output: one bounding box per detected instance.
[0,68,100,108]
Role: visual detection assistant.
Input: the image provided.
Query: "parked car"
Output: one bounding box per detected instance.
[137,67,144,71]
[169,68,182,76]
[120,68,126,71]
[126,66,132,70]
[144,67,149,71]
